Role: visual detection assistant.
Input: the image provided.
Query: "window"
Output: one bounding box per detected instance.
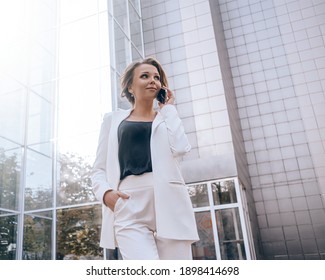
[188,178,254,260]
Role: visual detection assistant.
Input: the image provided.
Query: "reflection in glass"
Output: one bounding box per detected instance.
[187,184,209,208]
[30,81,55,103]
[57,69,104,154]
[215,208,246,260]
[113,0,128,34]
[59,15,99,77]
[212,180,237,205]
[132,44,142,63]
[22,212,52,260]
[0,212,17,260]
[56,205,102,260]
[28,41,56,85]
[27,92,53,145]
[57,152,95,207]
[0,142,21,211]
[116,72,130,109]
[25,149,52,211]
[114,23,130,74]
[130,0,140,13]
[129,2,143,55]
[191,212,216,260]
[0,89,26,144]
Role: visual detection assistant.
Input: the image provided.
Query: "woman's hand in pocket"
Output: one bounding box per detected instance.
[103,190,130,212]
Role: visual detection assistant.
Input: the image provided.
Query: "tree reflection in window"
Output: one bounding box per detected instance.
[0,147,20,211]
[215,208,246,260]
[212,180,237,205]
[0,213,17,260]
[56,205,102,260]
[187,184,209,208]
[0,147,19,260]
[57,152,95,206]
[23,213,52,260]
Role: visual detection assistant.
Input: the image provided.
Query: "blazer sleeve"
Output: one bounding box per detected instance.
[91,112,113,203]
[159,104,191,157]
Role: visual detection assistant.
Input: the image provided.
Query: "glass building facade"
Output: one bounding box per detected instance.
[1,0,325,260]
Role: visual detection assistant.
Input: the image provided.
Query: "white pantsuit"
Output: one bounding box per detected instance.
[91,104,199,257]
[114,172,193,259]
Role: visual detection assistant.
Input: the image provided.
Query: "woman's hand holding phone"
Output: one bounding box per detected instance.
[157,87,175,108]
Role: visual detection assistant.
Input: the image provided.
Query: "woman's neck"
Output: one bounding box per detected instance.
[128,102,156,121]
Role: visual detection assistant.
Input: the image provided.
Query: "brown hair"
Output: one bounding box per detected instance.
[120,57,168,105]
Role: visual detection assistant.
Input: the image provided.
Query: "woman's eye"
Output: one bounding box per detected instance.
[141,74,148,78]
[154,76,160,80]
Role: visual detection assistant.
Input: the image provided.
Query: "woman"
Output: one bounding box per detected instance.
[91,57,199,260]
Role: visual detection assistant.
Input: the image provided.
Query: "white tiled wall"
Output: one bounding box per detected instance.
[219,0,325,259]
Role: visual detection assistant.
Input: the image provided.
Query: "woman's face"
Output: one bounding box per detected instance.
[128,63,161,103]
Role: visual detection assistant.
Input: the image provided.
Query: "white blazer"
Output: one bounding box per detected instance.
[91,104,199,249]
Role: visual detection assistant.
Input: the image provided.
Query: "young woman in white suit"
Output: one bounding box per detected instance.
[91,57,199,260]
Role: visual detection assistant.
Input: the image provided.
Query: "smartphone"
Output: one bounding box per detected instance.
[156,88,167,104]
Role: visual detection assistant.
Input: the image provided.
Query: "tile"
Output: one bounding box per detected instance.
[278,198,294,212]
[298,224,316,239]
[286,240,303,254]
[292,197,308,211]
[264,200,280,214]
[295,210,312,225]
[283,225,299,240]
[301,238,318,254]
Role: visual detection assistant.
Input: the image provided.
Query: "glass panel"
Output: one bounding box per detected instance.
[215,208,246,260]
[25,149,52,211]
[57,152,95,207]
[187,184,209,208]
[129,2,143,55]
[0,212,17,260]
[0,139,21,211]
[113,0,128,34]
[56,205,103,260]
[116,72,131,109]
[22,212,52,260]
[99,13,110,67]
[30,81,56,103]
[212,180,237,205]
[28,41,56,86]
[59,0,98,24]
[0,89,26,144]
[27,92,53,145]
[130,0,141,14]
[114,23,130,74]
[191,211,216,260]
[132,44,142,62]
[109,16,115,68]
[99,0,109,12]
[28,142,53,158]
[110,67,117,107]
[0,74,23,99]
[59,15,99,77]
[57,69,105,158]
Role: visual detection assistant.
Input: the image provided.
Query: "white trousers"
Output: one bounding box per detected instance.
[113,172,193,260]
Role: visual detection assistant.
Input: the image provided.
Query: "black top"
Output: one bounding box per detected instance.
[118,120,153,180]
